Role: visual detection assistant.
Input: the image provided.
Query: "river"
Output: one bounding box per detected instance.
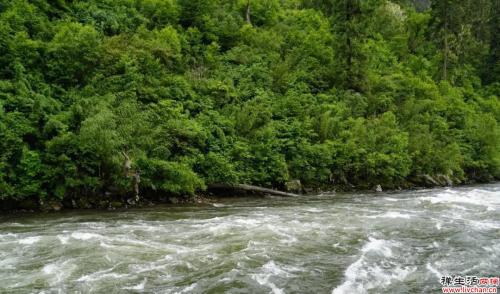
[0,184,499,293]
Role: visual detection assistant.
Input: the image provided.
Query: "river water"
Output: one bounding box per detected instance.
[0,184,499,293]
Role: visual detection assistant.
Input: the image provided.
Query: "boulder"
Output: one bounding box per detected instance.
[285,180,302,193]
[40,199,62,212]
[72,197,93,209]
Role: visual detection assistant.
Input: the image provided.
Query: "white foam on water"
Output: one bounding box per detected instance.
[361,237,394,257]
[483,243,500,254]
[332,237,414,294]
[76,267,113,282]
[130,262,167,274]
[71,232,102,240]
[86,273,129,282]
[263,261,296,277]
[0,233,17,240]
[469,219,500,230]
[451,204,468,211]
[366,212,412,219]
[113,236,166,249]
[263,224,299,244]
[199,217,267,236]
[426,263,442,278]
[419,188,500,208]
[82,222,106,230]
[7,223,28,227]
[304,208,324,213]
[332,256,365,294]
[42,263,58,275]
[252,275,284,294]
[212,203,225,207]
[18,236,41,245]
[234,218,268,227]
[57,235,69,245]
[251,261,295,294]
[43,260,77,286]
[77,269,128,282]
[179,282,197,293]
[120,224,157,232]
[123,278,147,290]
[99,241,115,248]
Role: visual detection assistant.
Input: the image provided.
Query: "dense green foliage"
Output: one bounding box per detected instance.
[0,0,498,202]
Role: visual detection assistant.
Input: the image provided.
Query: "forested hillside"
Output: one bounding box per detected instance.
[0,0,499,206]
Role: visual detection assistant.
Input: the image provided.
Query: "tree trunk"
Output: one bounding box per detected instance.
[133,172,140,201]
[443,1,448,81]
[208,183,299,197]
[122,151,140,199]
[121,151,132,176]
[245,0,252,25]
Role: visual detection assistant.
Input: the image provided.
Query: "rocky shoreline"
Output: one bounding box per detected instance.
[0,174,493,213]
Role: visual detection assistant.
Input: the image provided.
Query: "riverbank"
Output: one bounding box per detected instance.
[1,174,495,213]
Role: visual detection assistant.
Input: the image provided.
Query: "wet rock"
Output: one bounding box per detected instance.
[40,199,63,212]
[413,174,440,187]
[285,180,302,193]
[74,198,93,209]
[414,174,453,187]
[436,174,453,186]
[169,197,180,204]
[51,201,63,211]
[97,200,110,209]
[110,201,124,209]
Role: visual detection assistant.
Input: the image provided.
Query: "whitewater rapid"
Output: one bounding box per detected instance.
[0,184,499,293]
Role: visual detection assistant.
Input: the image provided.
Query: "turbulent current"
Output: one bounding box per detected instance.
[1,184,499,293]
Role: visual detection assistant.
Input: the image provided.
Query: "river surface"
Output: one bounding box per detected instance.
[0,184,499,293]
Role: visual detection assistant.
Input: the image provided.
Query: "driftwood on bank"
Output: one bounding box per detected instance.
[207,183,299,197]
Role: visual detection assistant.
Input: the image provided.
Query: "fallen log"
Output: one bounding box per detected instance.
[207,183,299,197]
